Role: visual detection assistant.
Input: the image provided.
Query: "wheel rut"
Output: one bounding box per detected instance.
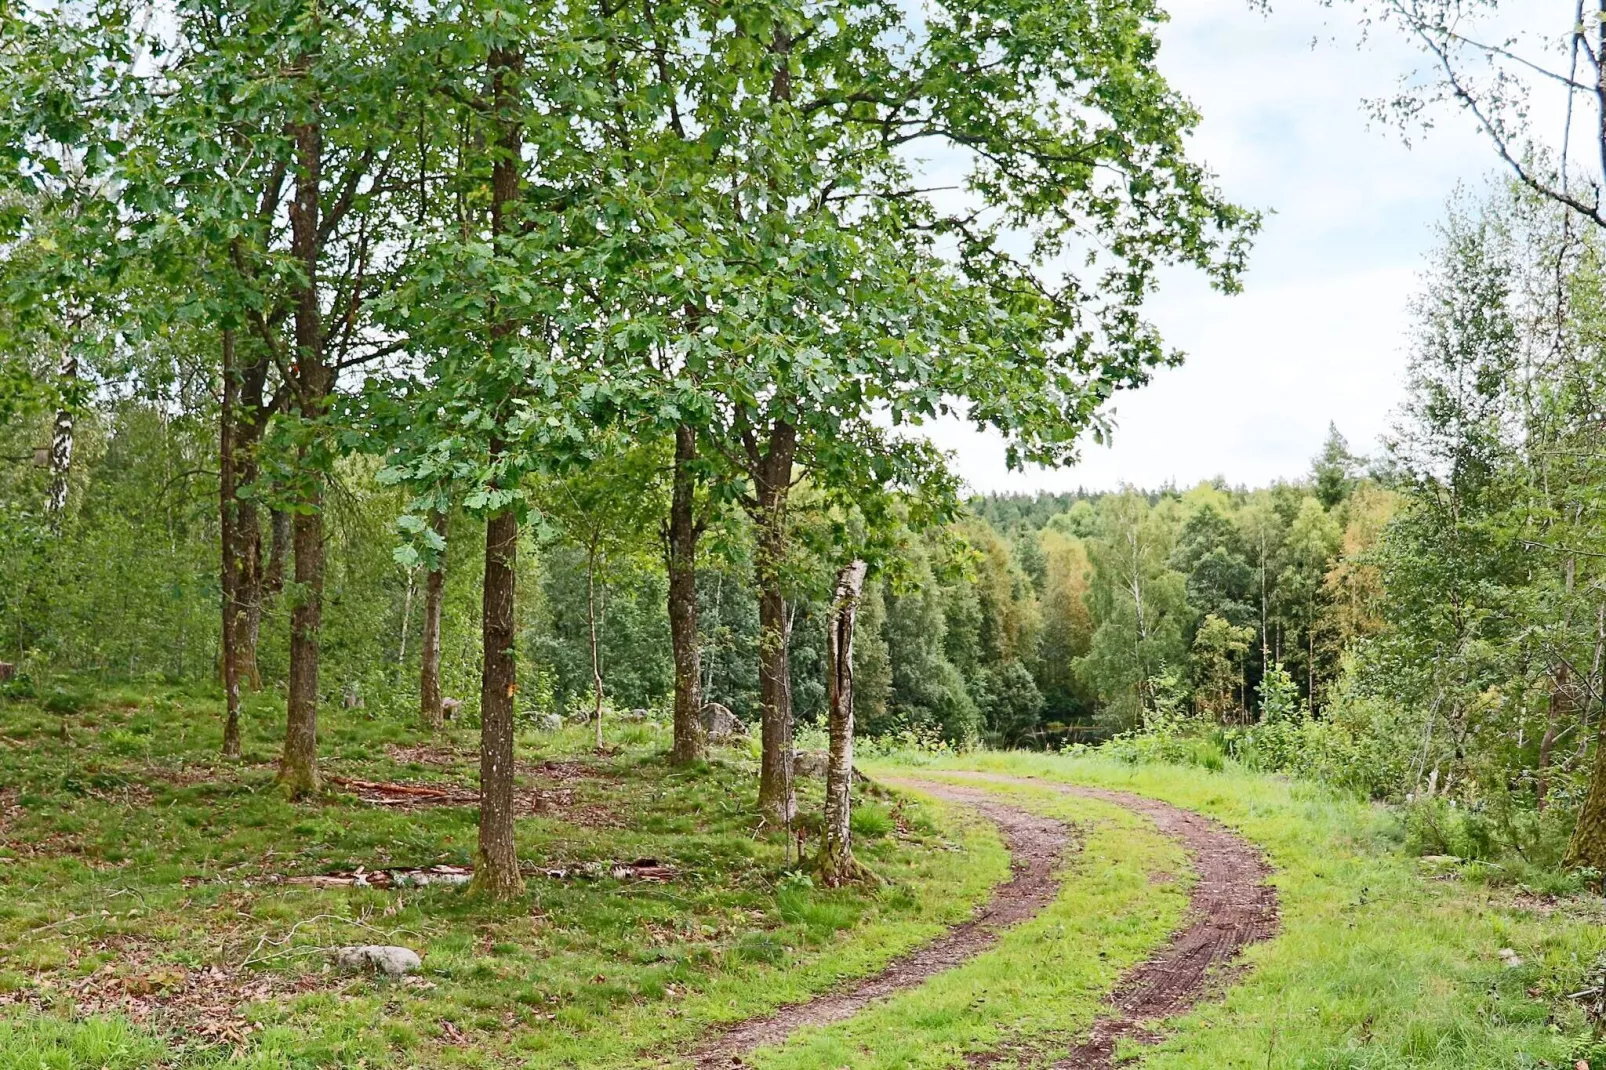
[938,771,1280,1069]
[683,781,1075,1068]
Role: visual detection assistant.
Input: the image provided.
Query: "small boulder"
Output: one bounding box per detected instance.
[334,945,422,978]
[698,702,745,741]
[441,697,462,720]
[623,707,652,722]
[538,712,563,732]
[792,750,830,779]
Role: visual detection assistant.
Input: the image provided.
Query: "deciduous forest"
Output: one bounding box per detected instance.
[2,1,1606,1068]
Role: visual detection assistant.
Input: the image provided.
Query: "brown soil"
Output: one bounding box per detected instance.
[683,780,1076,1068]
[937,771,1279,1069]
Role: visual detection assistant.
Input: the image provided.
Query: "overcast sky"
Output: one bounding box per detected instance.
[922,0,1545,494]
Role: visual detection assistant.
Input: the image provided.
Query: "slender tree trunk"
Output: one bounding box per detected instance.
[1536,683,1563,810]
[470,42,526,899]
[475,506,523,896]
[398,570,417,664]
[265,508,290,597]
[420,511,448,731]
[752,420,798,828]
[587,535,605,750]
[818,560,868,885]
[667,424,705,764]
[232,369,271,692]
[235,460,264,691]
[278,107,325,799]
[47,347,77,526]
[219,328,243,759]
[280,477,323,795]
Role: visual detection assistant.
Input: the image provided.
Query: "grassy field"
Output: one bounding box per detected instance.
[4,684,1606,1069]
[0,685,1005,1069]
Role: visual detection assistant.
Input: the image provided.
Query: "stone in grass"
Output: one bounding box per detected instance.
[334,945,422,978]
[792,751,830,779]
[698,702,745,741]
[538,713,563,732]
[790,750,867,784]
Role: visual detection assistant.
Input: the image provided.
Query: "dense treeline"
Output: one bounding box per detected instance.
[0,384,1383,749]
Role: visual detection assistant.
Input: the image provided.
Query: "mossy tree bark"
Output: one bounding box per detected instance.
[1565,731,1606,871]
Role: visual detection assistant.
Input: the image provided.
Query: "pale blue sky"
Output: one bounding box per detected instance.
[928,0,1559,492]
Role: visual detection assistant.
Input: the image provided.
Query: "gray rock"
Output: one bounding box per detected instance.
[538,712,564,732]
[698,702,745,741]
[333,945,422,978]
[624,707,653,722]
[792,750,830,778]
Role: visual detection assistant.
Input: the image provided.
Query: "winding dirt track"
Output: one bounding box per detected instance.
[937,771,1280,1069]
[685,782,1076,1068]
[680,772,1278,1069]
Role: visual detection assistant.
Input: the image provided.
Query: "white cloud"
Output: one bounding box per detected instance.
[920,1,1560,493]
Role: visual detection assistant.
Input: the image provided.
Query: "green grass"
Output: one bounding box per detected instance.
[896,750,1606,1070]
[9,685,1606,1069]
[0,685,1005,1069]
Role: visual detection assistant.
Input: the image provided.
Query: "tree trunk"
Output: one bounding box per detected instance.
[47,347,76,525]
[587,535,605,750]
[1564,722,1606,871]
[235,464,264,691]
[420,511,448,731]
[818,560,868,886]
[280,481,323,795]
[753,420,798,829]
[667,424,705,765]
[219,328,243,759]
[398,569,417,664]
[1536,684,1562,810]
[265,508,290,597]
[474,506,523,897]
[232,356,271,693]
[470,41,526,899]
[278,107,326,799]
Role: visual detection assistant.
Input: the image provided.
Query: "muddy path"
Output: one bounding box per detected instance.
[935,771,1280,1069]
[683,781,1076,1068]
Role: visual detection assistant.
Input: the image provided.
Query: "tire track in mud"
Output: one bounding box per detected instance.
[683,781,1076,1068]
[937,771,1280,1069]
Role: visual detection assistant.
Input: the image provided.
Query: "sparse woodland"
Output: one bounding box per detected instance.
[4,2,1606,1068]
